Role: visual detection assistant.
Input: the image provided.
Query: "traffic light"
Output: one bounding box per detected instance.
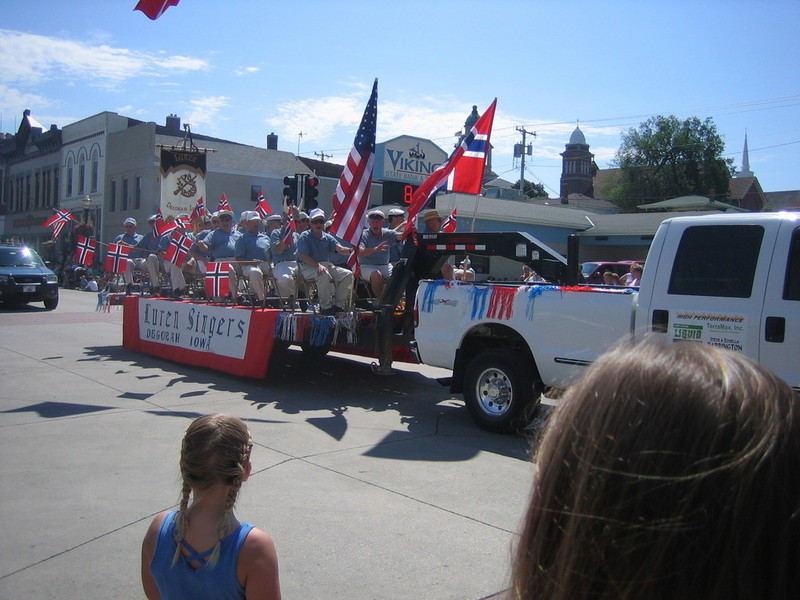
[304,175,319,210]
[282,176,297,203]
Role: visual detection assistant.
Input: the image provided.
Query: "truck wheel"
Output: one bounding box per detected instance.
[44,296,59,310]
[463,349,540,433]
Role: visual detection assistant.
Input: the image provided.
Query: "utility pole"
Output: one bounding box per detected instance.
[314,151,332,162]
[515,126,536,198]
[297,132,305,155]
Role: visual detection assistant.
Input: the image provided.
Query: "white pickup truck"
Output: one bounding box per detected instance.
[411,212,800,432]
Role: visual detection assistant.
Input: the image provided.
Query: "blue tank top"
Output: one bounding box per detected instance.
[150,510,254,600]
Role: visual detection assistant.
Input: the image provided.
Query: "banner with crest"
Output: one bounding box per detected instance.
[159,149,206,220]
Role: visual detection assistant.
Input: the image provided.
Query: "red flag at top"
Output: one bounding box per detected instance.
[217,194,231,212]
[404,99,497,238]
[153,214,178,237]
[441,209,458,233]
[134,0,180,20]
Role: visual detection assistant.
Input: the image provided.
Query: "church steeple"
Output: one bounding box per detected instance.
[560,122,595,200]
[736,132,754,178]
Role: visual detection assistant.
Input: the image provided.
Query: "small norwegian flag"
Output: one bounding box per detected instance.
[205,262,231,298]
[164,230,194,268]
[217,194,231,212]
[153,214,178,237]
[74,236,97,266]
[105,244,130,274]
[441,209,457,233]
[43,208,77,241]
[255,193,272,219]
[279,215,296,246]
[190,197,206,222]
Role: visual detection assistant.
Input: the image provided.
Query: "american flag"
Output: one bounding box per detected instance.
[164,230,194,268]
[134,0,179,20]
[217,194,231,212]
[205,262,231,298]
[331,79,377,259]
[255,193,273,219]
[43,208,77,241]
[105,244,130,274]
[74,236,97,266]
[441,209,458,233]
[190,196,206,222]
[404,99,497,237]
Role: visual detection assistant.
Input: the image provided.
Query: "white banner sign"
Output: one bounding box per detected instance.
[138,298,252,359]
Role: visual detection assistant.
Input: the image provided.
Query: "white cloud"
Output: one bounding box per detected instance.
[185,96,231,130]
[234,66,260,76]
[0,29,208,88]
[0,83,50,117]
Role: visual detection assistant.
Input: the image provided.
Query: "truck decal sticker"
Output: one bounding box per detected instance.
[671,311,747,353]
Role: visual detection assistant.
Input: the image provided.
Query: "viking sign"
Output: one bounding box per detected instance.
[159,149,207,220]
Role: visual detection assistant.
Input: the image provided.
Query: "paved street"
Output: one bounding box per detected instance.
[0,289,536,600]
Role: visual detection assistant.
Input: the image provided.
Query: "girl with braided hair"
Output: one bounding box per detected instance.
[141,414,281,600]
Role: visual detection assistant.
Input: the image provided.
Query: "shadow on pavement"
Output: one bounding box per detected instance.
[82,344,539,463]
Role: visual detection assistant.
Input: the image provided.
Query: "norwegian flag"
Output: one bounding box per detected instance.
[74,236,97,266]
[176,214,192,229]
[404,99,497,237]
[105,244,130,274]
[441,209,458,233]
[153,214,178,237]
[331,79,377,256]
[43,208,77,241]
[280,215,296,246]
[217,194,231,212]
[190,197,206,221]
[134,0,179,20]
[255,193,272,219]
[205,262,231,298]
[164,230,194,268]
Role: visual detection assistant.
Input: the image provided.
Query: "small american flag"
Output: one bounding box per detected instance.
[331,79,377,255]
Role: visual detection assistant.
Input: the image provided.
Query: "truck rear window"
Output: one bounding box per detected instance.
[668,225,764,298]
[785,227,800,301]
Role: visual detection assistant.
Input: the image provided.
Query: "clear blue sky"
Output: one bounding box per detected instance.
[2,0,798,196]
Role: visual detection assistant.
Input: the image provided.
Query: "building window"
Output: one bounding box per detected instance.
[135,176,141,209]
[110,179,116,212]
[91,151,99,193]
[66,157,73,197]
[122,177,128,211]
[78,154,86,195]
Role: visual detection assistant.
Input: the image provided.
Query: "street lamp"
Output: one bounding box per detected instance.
[82,195,92,222]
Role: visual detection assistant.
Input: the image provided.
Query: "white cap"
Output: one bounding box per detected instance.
[367,209,385,219]
[245,211,261,222]
[388,208,405,218]
[309,208,325,220]
[123,217,137,226]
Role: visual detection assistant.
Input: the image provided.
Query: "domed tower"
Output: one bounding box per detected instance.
[560,124,595,200]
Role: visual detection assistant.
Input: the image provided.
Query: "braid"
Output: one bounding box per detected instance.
[171,481,192,567]
[174,414,254,568]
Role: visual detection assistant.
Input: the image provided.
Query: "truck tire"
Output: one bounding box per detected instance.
[463,348,540,433]
[44,296,59,310]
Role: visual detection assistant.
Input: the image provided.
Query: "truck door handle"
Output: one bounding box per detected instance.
[765,316,785,343]
[652,309,669,333]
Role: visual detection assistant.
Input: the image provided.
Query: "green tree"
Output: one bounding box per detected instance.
[607,115,735,211]
[512,179,548,199]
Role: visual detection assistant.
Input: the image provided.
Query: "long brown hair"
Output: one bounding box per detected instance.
[173,414,253,567]
[512,339,800,599]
